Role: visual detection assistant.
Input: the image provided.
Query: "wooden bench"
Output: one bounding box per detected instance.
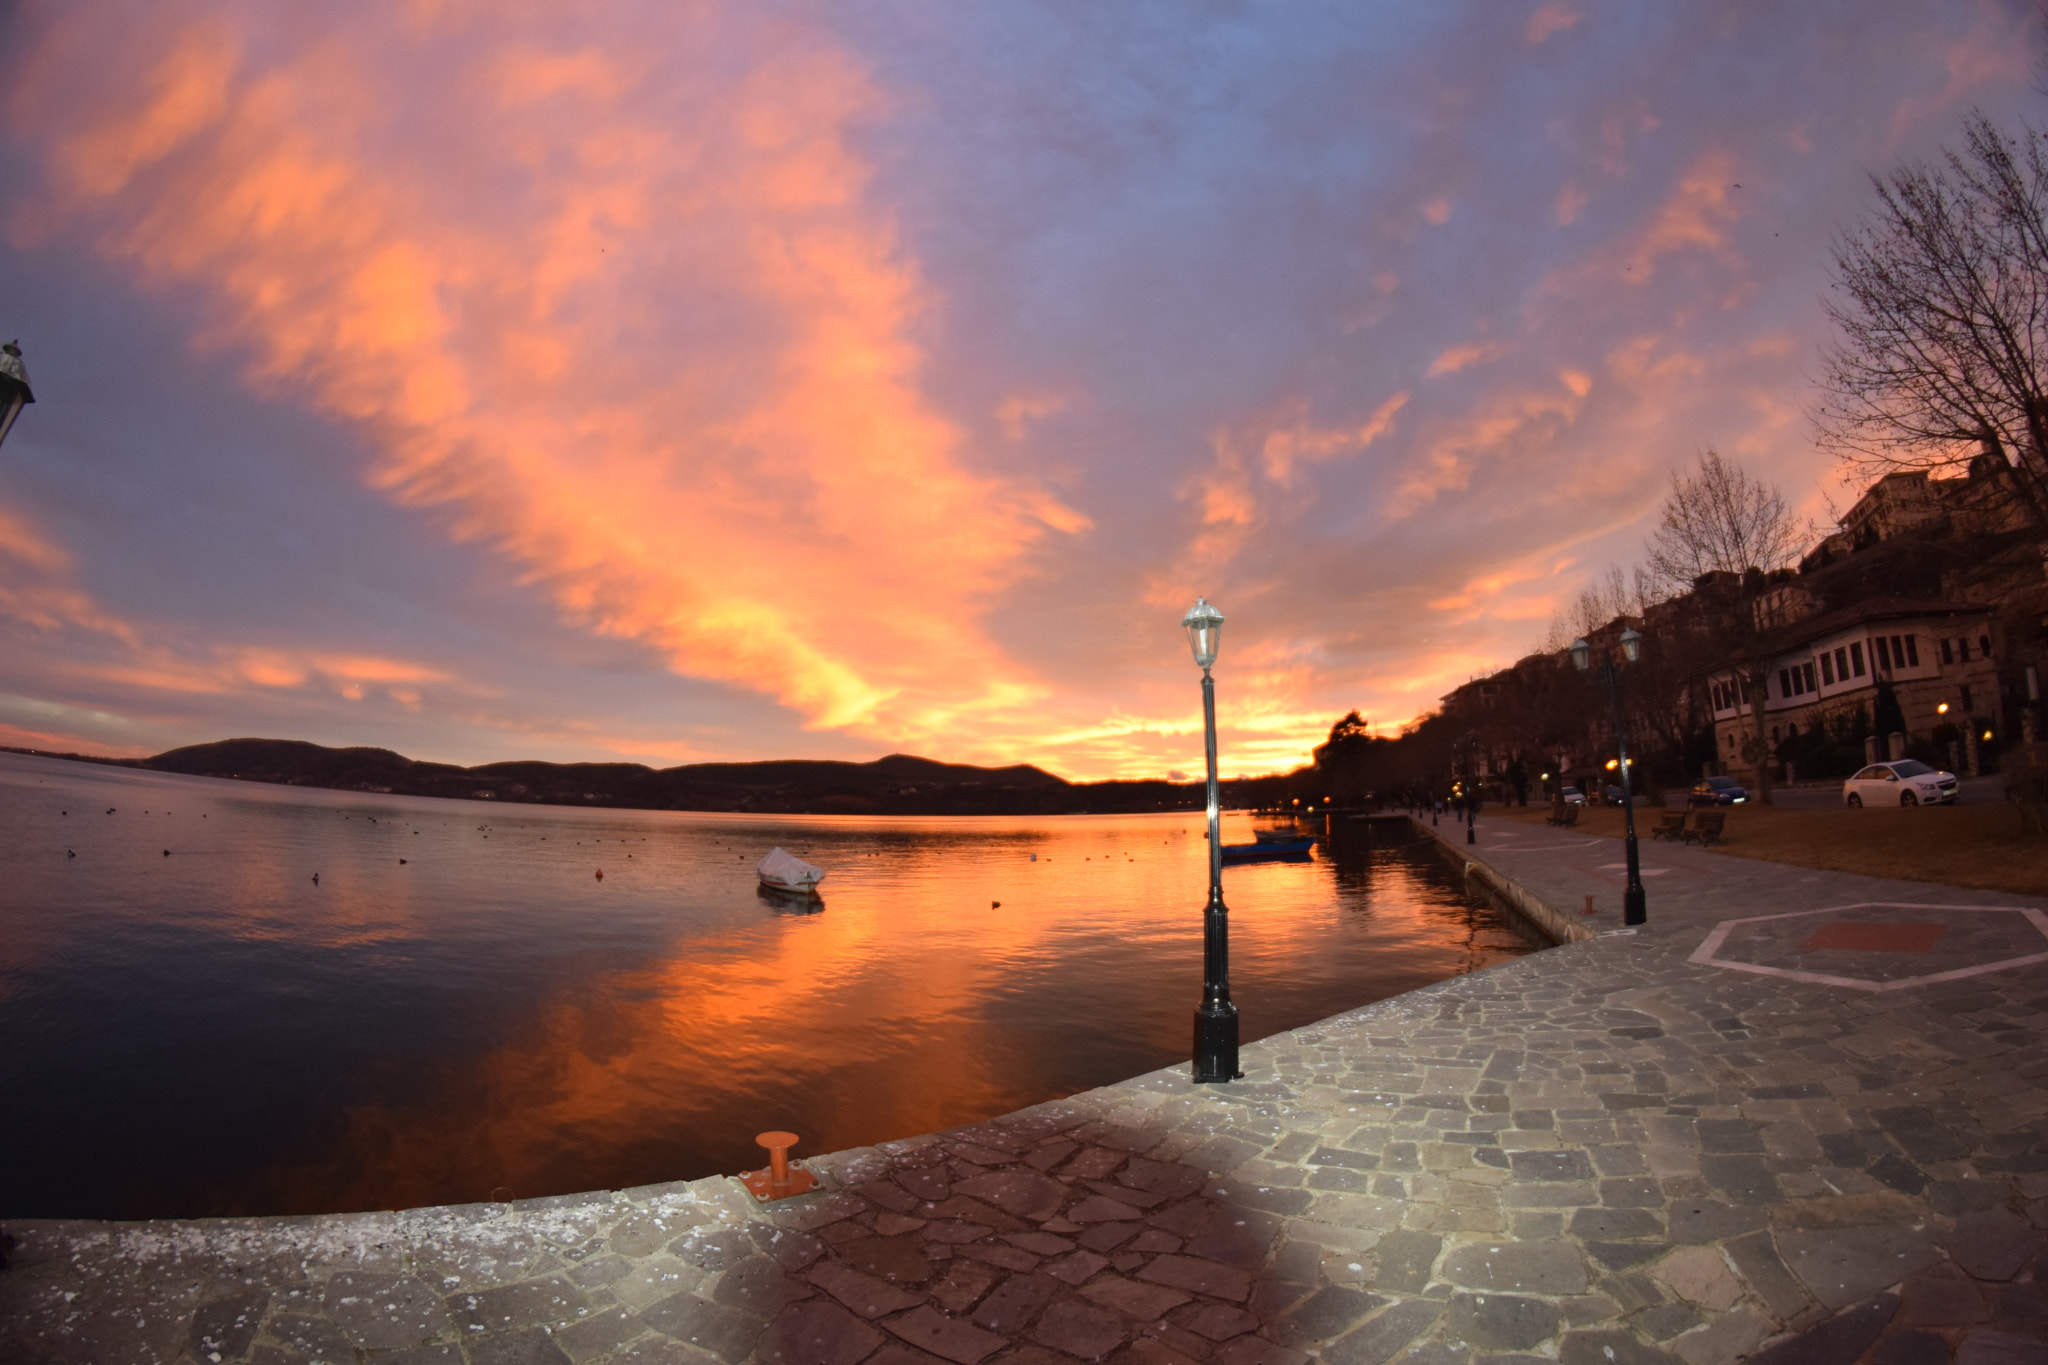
[1681,811,1726,846]
[1545,803,1581,827]
[1649,811,1688,841]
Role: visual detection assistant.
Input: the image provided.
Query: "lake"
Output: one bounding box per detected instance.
[0,750,1538,1220]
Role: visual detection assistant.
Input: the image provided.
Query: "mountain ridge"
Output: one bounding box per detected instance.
[5,737,1206,816]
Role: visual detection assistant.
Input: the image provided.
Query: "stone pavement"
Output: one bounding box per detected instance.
[5,815,2048,1365]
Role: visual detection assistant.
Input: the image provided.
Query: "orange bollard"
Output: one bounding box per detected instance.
[741,1130,818,1201]
[1583,894,1596,915]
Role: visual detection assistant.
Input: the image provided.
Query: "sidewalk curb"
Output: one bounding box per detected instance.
[1407,812,1598,944]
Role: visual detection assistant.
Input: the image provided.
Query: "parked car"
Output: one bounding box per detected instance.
[1559,787,1586,806]
[1843,759,1958,807]
[1602,784,1632,806]
[1689,775,1749,806]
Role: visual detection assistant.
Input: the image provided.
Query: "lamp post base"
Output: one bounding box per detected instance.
[1192,1005,1242,1083]
[1624,885,1646,926]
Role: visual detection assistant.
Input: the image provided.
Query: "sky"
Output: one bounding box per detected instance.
[0,1,2040,781]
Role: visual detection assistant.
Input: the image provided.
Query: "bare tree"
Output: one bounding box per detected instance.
[1642,450,1809,804]
[1813,112,2048,531]
[1540,564,1650,652]
[1642,450,1806,594]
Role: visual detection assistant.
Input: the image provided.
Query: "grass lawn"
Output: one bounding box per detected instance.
[1495,796,2048,897]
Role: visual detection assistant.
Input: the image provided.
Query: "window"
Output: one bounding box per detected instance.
[1851,642,1866,676]
[1961,684,1974,712]
[1942,638,1955,665]
[1803,662,1817,692]
[1981,634,1992,659]
[1779,668,1793,698]
[1904,636,1919,667]
[1821,653,1836,686]
[1875,636,1892,670]
[1837,647,1850,680]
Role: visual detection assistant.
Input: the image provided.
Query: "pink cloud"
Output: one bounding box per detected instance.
[11,2,1087,753]
[1526,5,1583,45]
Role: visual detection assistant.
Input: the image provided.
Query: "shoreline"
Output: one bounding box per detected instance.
[7,823,2047,1363]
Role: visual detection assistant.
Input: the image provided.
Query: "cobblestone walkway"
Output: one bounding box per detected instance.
[5,818,2047,1365]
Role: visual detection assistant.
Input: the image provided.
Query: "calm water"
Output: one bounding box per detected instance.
[0,751,1537,1220]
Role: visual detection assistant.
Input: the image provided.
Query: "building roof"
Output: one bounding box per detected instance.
[1772,595,1991,654]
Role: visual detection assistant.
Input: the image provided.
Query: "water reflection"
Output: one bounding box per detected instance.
[756,884,826,914]
[0,754,1535,1219]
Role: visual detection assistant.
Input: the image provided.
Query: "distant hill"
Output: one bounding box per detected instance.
[11,737,1208,816]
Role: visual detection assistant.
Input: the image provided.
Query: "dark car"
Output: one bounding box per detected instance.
[1689,775,1749,806]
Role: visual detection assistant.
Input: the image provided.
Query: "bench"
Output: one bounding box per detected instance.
[1680,811,1726,847]
[1649,811,1688,841]
[1545,803,1581,827]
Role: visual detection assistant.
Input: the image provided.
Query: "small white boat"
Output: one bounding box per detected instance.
[757,847,826,893]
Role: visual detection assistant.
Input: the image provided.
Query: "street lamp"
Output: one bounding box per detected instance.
[0,341,33,449]
[1183,596,1240,1083]
[1572,627,1646,925]
[1463,731,1479,844]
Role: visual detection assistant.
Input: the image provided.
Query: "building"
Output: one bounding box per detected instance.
[1705,599,1998,775]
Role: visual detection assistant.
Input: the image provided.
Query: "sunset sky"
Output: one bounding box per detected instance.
[0,1,2040,781]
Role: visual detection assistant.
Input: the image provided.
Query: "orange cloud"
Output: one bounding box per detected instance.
[1255,392,1409,482]
[10,5,1084,753]
[1618,148,1743,280]
[1426,342,1503,377]
[1384,385,1583,520]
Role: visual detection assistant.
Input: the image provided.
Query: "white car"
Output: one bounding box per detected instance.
[1842,759,1959,807]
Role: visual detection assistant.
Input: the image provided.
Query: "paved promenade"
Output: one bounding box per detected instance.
[5,815,2047,1365]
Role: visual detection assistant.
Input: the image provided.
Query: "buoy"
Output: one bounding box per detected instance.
[991,900,1001,909]
[596,868,604,880]
[399,859,408,865]
[162,849,171,857]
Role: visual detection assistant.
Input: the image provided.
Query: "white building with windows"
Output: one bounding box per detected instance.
[1706,601,1999,775]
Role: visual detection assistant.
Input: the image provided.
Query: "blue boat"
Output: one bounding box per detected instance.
[1220,828,1316,860]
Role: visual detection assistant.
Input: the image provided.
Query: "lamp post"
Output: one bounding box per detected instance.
[1464,732,1479,844]
[0,341,33,449]
[1183,596,1240,1083]
[1572,628,1646,926]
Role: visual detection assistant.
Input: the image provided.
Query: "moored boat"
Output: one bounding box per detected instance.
[1220,836,1314,860]
[757,847,826,893]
